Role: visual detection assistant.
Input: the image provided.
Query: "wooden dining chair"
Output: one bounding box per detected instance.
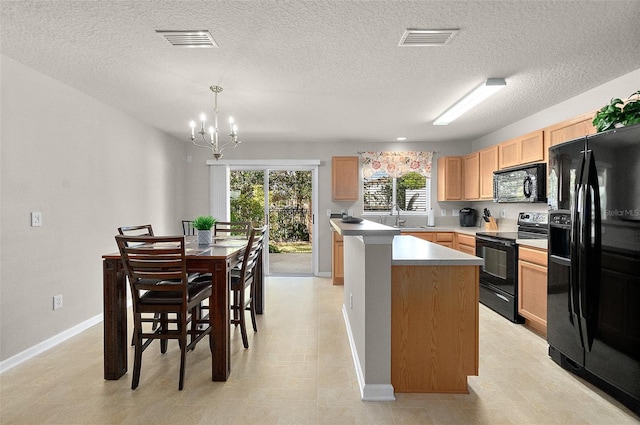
[214,221,251,239]
[118,224,162,342]
[230,226,267,348]
[182,220,196,236]
[115,235,212,390]
[118,224,154,237]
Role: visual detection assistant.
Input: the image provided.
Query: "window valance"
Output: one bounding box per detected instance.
[359,151,434,179]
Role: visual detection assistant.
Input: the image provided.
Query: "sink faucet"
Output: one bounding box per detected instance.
[391,203,404,227]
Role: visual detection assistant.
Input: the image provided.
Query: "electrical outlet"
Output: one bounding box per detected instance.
[31,211,42,227]
[349,293,353,309]
[440,209,447,217]
[53,294,63,310]
[326,209,332,217]
[348,209,353,217]
[452,209,459,217]
[500,209,506,218]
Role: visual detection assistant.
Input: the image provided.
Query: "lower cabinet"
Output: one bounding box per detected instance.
[518,246,548,335]
[401,231,453,248]
[332,230,344,285]
[455,233,476,256]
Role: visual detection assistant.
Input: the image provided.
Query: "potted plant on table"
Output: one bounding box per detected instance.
[193,215,216,246]
[592,90,640,132]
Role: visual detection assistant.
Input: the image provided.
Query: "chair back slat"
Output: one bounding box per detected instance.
[115,235,188,303]
[237,226,267,279]
[215,221,251,238]
[118,224,154,237]
[182,220,196,236]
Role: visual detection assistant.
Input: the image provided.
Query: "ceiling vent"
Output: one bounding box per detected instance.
[398,29,460,47]
[156,30,219,48]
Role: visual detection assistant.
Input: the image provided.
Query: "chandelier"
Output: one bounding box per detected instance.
[189,85,240,160]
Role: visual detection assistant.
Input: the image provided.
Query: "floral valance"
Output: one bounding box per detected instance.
[359,151,434,179]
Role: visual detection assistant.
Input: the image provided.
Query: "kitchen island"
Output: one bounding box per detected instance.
[330,219,483,400]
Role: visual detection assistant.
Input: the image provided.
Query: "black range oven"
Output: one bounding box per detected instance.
[475,212,548,323]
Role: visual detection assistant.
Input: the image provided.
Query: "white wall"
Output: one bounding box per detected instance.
[0,56,187,362]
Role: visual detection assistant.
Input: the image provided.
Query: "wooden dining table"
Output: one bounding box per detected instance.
[102,235,261,382]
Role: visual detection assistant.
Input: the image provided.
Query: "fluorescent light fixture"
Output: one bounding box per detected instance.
[433,78,506,125]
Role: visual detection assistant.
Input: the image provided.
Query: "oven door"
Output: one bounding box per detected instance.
[476,235,517,296]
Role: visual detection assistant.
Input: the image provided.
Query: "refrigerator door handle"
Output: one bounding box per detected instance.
[570,180,585,348]
[580,151,601,352]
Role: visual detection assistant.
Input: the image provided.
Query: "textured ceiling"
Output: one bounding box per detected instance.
[2,1,640,146]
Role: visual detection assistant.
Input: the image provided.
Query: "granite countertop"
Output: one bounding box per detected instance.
[392,235,484,266]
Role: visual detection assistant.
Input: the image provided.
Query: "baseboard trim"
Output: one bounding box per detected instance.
[0,313,103,374]
[341,304,396,401]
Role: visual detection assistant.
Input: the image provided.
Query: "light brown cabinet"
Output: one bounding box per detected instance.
[435,232,453,248]
[331,230,344,285]
[499,130,544,169]
[332,156,359,201]
[545,111,596,148]
[402,232,434,242]
[437,156,463,201]
[463,152,480,200]
[479,146,498,200]
[401,231,453,248]
[518,246,548,335]
[455,233,476,256]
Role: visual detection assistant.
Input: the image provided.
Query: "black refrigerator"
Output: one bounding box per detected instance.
[547,124,640,415]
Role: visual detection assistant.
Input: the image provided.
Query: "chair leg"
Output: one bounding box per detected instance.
[249,301,258,333]
[232,290,240,326]
[178,314,187,390]
[239,288,249,349]
[131,315,143,390]
[160,313,168,354]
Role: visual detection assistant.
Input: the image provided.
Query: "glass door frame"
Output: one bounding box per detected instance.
[207,159,320,276]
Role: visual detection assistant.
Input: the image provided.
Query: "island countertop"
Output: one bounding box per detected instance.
[392,235,484,266]
[330,218,401,237]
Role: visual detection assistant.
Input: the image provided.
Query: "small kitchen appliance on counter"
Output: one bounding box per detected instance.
[459,208,477,227]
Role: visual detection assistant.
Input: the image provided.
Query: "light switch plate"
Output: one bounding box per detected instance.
[31,211,42,227]
[440,209,447,217]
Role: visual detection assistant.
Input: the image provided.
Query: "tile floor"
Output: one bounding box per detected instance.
[0,276,638,424]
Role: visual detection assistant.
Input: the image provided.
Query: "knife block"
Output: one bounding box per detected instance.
[484,217,498,231]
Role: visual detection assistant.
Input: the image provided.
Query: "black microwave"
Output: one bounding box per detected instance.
[493,163,546,203]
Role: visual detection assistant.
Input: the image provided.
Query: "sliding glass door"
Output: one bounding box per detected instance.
[229,167,315,276]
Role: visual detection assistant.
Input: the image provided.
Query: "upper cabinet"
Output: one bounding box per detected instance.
[332,156,359,201]
[433,112,596,204]
[437,156,463,201]
[463,152,480,200]
[499,130,544,169]
[545,111,596,148]
[478,146,498,200]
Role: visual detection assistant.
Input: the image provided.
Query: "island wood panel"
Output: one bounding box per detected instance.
[391,264,479,393]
